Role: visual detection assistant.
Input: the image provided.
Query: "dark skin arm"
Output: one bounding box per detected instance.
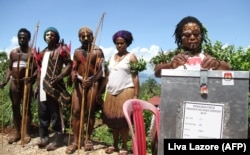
[154,62,172,77]
[50,45,72,86]
[82,50,104,88]
[130,54,139,98]
[201,55,230,70]
[0,67,12,88]
[0,51,14,88]
[50,58,72,86]
[96,71,108,105]
[23,56,38,84]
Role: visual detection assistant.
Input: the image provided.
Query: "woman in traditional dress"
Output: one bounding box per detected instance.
[102,30,139,155]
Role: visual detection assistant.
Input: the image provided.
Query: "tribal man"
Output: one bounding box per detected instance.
[35,27,72,151]
[0,28,37,144]
[65,26,105,154]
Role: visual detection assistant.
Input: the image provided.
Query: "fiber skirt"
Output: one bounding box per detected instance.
[102,87,134,129]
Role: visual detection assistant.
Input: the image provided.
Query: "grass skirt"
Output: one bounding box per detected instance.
[102,87,134,129]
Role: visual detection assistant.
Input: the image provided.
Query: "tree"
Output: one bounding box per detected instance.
[139,78,161,101]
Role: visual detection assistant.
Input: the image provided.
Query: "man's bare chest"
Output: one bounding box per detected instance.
[12,53,29,62]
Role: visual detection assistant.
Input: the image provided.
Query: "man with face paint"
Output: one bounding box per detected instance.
[0,28,37,144]
[36,27,72,151]
[154,16,230,77]
[65,26,105,154]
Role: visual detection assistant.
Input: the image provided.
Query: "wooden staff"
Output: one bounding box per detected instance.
[20,21,39,146]
[78,12,105,153]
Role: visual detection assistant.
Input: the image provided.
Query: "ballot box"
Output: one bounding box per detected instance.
[158,69,249,154]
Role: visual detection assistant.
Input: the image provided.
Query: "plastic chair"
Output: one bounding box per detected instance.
[123,99,160,155]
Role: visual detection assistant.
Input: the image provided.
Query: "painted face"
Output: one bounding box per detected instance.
[79,31,93,49]
[45,31,57,44]
[181,22,202,50]
[79,32,93,42]
[115,37,127,53]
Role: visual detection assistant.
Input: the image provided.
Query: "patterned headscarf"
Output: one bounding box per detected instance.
[43,27,60,43]
[112,30,133,47]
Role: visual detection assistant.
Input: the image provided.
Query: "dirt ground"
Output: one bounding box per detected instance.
[0,126,119,155]
[0,122,154,155]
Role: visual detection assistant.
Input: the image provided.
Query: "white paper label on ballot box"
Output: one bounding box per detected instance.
[182,101,224,139]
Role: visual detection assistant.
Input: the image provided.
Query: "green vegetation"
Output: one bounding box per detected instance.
[130,56,147,73]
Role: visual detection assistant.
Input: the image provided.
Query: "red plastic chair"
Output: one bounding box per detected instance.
[123,99,160,155]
